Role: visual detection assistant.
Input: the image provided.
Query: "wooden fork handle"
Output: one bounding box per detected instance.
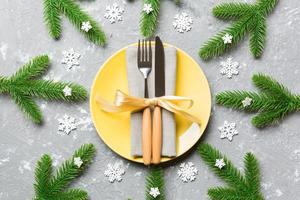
[142,107,152,165]
[152,106,162,164]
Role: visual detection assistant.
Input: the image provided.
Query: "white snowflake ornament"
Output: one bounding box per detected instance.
[63,86,72,97]
[81,21,92,32]
[173,12,193,33]
[104,3,124,24]
[58,114,77,135]
[220,57,239,79]
[149,187,160,198]
[218,121,238,141]
[143,3,153,14]
[61,48,81,69]
[177,162,198,182]
[73,157,83,168]
[104,162,125,183]
[215,158,226,169]
[242,97,253,107]
[222,33,233,44]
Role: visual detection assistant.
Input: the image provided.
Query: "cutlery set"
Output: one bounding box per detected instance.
[137,36,165,165]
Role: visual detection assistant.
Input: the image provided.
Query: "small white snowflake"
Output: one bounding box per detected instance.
[218,121,238,142]
[149,187,160,198]
[215,158,226,169]
[143,3,153,14]
[222,33,233,44]
[104,3,124,24]
[220,57,239,79]
[173,12,193,33]
[61,48,81,69]
[104,162,125,183]
[58,114,77,135]
[81,21,92,32]
[73,157,83,168]
[63,86,72,97]
[242,97,253,107]
[177,162,198,182]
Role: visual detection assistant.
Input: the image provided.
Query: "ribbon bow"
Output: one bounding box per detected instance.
[96,90,201,124]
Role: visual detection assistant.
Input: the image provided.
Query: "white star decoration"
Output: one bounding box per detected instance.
[218,121,238,141]
[177,162,198,182]
[61,48,81,69]
[215,158,226,169]
[220,57,239,79]
[149,187,160,198]
[143,3,153,14]
[81,21,92,32]
[63,86,72,97]
[73,157,83,168]
[58,114,77,135]
[173,12,193,33]
[242,97,253,107]
[222,33,233,44]
[104,3,124,24]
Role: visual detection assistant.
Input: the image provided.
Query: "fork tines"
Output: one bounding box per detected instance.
[137,39,152,66]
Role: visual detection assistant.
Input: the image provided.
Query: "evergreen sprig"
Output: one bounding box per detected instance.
[0,55,87,124]
[216,73,300,128]
[146,167,165,200]
[34,143,96,200]
[198,143,264,200]
[140,0,160,38]
[43,0,106,46]
[199,0,278,60]
[140,0,180,37]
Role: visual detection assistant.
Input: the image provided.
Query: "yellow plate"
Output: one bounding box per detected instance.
[90,43,211,164]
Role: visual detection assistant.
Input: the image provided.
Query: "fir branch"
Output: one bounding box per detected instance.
[34,143,96,200]
[145,167,165,200]
[10,91,43,124]
[140,0,160,38]
[0,55,87,124]
[53,189,88,200]
[44,0,62,39]
[43,0,106,46]
[198,143,264,200]
[216,73,300,128]
[140,0,181,37]
[198,144,247,190]
[213,3,254,20]
[250,14,266,57]
[34,154,53,197]
[199,0,278,60]
[11,55,50,80]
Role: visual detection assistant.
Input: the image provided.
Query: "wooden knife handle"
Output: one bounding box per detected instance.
[142,107,152,165]
[152,106,162,164]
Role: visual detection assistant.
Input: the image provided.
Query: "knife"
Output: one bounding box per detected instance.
[152,36,165,164]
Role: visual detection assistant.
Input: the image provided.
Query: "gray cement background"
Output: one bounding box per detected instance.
[0,0,300,199]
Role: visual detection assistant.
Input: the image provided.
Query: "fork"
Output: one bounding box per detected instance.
[137,39,152,165]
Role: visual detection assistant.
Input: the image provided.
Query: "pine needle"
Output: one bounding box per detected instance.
[198,143,264,200]
[33,143,96,200]
[145,167,165,200]
[43,0,106,46]
[0,55,87,124]
[199,0,278,60]
[216,73,300,128]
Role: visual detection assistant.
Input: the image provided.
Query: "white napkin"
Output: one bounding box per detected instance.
[126,46,177,157]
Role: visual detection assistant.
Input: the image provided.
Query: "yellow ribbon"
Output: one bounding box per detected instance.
[96,90,201,124]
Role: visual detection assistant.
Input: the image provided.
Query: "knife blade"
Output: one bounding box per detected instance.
[155,37,165,97]
[152,36,165,164]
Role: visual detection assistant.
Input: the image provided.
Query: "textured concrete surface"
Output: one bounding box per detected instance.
[0,0,300,199]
